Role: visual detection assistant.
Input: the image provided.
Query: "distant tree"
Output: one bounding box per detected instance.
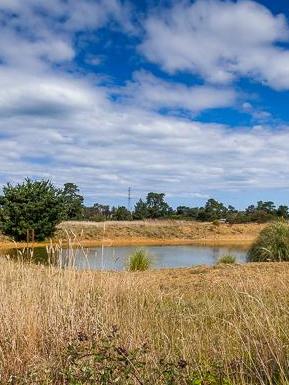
[245,205,256,215]
[176,206,191,217]
[133,199,149,219]
[0,179,64,241]
[226,205,238,223]
[245,201,276,223]
[256,201,276,214]
[198,199,227,221]
[61,183,84,220]
[111,206,132,221]
[146,192,172,218]
[176,206,199,219]
[84,203,111,221]
[277,205,289,219]
[228,205,237,213]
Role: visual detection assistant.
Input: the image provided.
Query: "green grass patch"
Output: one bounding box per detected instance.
[128,249,151,271]
[217,255,236,264]
[248,221,289,262]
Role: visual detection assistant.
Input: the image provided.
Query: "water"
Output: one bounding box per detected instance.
[1,245,248,271]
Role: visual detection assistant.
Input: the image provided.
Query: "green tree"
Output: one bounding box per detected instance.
[198,199,227,221]
[245,201,276,223]
[0,179,64,241]
[176,206,199,219]
[111,206,132,221]
[84,203,110,221]
[277,205,289,219]
[61,183,84,220]
[256,200,276,214]
[133,199,149,219]
[145,192,172,218]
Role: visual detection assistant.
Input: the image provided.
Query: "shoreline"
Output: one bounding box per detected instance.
[0,237,253,250]
[0,220,263,250]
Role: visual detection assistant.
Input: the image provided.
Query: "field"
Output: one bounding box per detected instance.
[1,259,289,384]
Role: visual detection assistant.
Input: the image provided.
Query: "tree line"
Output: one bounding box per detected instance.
[85,193,289,223]
[0,179,288,241]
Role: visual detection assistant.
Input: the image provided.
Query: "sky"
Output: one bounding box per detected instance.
[1,0,289,208]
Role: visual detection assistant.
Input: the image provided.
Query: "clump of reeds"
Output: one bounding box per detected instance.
[217,254,236,264]
[128,249,151,271]
[248,221,289,262]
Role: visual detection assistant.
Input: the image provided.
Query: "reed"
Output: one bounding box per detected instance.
[217,254,236,264]
[128,248,151,271]
[248,221,289,262]
[1,241,289,383]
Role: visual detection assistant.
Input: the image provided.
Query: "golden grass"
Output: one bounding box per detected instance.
[56,220,265,244]
[1,259,289,383]
[0,221,265,250]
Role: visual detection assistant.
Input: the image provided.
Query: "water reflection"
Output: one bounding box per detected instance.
[0,244,248,271]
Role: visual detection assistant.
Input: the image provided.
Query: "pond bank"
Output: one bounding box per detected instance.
[0,220,264,249]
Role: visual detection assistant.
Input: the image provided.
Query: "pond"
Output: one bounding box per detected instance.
[1,244,249,271]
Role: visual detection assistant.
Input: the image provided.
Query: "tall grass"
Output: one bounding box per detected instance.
[248,221,289,262]
[0,256,289,383]
[128,248,151,271]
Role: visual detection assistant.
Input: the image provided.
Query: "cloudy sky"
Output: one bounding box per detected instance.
[1,0,289,208]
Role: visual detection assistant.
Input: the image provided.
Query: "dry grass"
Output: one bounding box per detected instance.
[0,221,265,250]
[1,259,289,383]
[55,220,265,247]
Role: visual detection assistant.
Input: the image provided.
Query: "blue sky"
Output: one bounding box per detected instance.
[1,0,289,208]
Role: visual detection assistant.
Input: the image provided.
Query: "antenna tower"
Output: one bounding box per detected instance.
[128,187,132,212]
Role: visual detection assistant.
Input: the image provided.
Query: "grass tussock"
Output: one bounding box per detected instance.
[217,254,236,264]
[0,259,289,383]
[128,248,151,271]
[248,221,289,262]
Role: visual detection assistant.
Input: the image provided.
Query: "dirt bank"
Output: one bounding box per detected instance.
[56,220,265,248]
[0,220,266,249]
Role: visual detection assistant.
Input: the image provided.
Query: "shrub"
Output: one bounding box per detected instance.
[248,222,289,262]
[0,179,64,241]
[217,255,236,264]
[128,249,151,271]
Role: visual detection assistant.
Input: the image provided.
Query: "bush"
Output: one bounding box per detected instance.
[217,255,236,264]
[128,249,151,271]
[248,222,289,262]
[0,179,64,241]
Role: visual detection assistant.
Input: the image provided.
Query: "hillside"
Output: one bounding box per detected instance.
[55,220,266,246]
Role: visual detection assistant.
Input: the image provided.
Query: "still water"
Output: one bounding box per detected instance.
[1,245,248,271]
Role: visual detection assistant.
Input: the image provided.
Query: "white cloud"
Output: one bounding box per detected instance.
[0,0,289,203]
[117,71,237,114]
[242,102,272,122]
[1,69,289,200]
[140,0,289,89]
[0,0,133,71]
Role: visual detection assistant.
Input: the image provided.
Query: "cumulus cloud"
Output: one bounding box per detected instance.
[0,0,133,71]
[0,0,289,203]
[140,0,289,89]
[242,102,272,123]
[116,71,237,114]
[1,72,289,201]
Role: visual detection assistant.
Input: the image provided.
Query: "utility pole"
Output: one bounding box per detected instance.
[128,187,132,212]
